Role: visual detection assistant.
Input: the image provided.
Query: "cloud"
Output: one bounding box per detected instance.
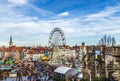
[58,12,69,17]
[27,4,54,17]
[85,5,120,21]
[77,5,120,38]
[0,0,120,46]
[1,13,120,46]
[8,0,27,5]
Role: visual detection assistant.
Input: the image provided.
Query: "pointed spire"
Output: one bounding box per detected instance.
[9,34,13,47]
[10,35,12,42]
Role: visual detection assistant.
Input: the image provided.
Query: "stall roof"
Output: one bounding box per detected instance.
[54,66,77,74]
[77,73,83,78]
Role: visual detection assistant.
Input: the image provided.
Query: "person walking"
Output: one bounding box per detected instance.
[16,69,23,81]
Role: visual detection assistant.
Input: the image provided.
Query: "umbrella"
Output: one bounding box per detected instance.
[77,68,82,72]
[0,61,3,65]
[6,61,13,65]
[0,66,12,71]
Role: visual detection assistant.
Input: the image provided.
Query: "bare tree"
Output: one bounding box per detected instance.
[103,35,107,45]
[112,37,116,46]
[107,35,111,46]
[98,35,116,46]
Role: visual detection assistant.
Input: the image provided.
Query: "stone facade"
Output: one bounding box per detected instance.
[84,45,120,80]
[112,46,120,81]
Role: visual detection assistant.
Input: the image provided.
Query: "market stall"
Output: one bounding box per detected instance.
[54,66,78,80]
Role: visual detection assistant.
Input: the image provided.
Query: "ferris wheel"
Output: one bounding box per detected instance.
[48,28,66,47]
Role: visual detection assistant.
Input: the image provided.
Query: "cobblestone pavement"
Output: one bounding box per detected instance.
[2,76,27,81]
[2,76,53,81]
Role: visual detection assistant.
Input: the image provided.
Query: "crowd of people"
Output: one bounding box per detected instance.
[34,61,54,81]
[14,61,54,81]
[0,59,57,81]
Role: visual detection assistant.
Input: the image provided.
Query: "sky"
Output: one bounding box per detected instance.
[0,0,120,46]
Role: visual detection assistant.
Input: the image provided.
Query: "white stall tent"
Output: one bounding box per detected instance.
[54,66,78,80]
[77,73,83,79]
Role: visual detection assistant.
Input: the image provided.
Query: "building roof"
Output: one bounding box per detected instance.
[5,46,24,52]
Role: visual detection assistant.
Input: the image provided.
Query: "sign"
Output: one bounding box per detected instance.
[9,73,17,78]
[95,51,100,59]
[95,51,100,55]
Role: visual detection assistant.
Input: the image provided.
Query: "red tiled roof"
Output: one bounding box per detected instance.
[4,46,25,52]
[2,46,51,54]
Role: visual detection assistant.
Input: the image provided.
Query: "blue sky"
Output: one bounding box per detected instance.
[0,0,120,46]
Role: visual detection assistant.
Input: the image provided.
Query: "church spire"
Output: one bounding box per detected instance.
[9,35,13,47]
[10,35,12,42]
